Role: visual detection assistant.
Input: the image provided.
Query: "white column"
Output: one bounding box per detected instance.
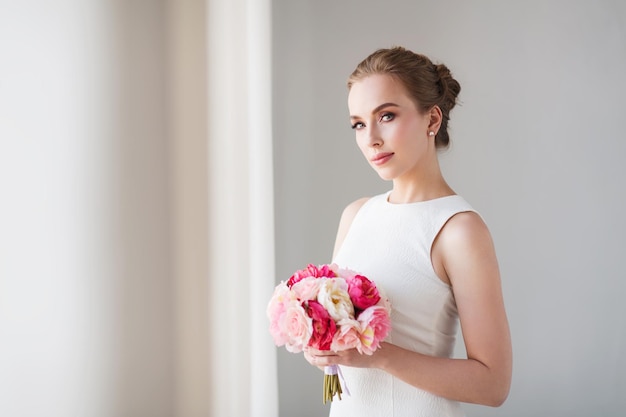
[0,1,175,416]
[207,0,278,415]
[246,0,278,415]
[0,2,118,416]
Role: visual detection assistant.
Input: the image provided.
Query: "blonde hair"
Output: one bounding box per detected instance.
[348,46,461,148]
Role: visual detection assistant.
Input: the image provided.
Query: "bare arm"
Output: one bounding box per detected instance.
[308,211,512,406]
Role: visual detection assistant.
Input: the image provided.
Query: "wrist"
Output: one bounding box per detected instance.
[374,342,394,371]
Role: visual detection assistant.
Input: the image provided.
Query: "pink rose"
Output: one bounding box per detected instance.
[330,318,361,352]
[282,299,313,353]
[357,306,391,355]
[291,277,323,301]
[306,300,336,351]
[348,275,381,312]
[267,283,295,346]
[287,264,337,287]
[335,266,358,281]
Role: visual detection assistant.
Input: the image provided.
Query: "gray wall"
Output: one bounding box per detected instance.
[273,1,626,416]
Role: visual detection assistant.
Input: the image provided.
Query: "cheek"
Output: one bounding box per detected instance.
[393,125,422,149]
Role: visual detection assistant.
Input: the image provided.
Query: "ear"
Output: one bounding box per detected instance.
[427,105,443,135]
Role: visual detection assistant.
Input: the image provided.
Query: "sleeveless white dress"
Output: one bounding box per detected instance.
[330,191,476,417]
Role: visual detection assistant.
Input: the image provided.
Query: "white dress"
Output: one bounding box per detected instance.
[330,191,476,417]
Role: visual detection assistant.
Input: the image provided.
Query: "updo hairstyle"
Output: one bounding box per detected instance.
[347,46,461,149]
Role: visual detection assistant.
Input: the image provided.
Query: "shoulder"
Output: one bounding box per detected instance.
[441,210,490,243]
[437,210,498,283]
[341,197,371,221]
[332,197,371,259]
[431,210,493,284]
[338,197,371,234]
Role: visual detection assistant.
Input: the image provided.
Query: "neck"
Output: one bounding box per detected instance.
[388,155,454,204]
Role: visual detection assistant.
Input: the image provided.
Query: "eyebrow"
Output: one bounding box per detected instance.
[350,102,400,119]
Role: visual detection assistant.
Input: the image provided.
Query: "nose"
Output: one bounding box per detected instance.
[366,124,383,147]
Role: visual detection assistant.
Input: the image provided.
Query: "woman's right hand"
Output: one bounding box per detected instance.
[303,347,327,371]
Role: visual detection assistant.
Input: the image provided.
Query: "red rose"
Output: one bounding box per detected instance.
[287,264,337,287]
[348,275,381,312]
[306,300,337,351]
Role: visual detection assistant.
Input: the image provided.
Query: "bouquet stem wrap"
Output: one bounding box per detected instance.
[323,365,342,404]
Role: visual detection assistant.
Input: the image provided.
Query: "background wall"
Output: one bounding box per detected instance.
[272,1,626,416]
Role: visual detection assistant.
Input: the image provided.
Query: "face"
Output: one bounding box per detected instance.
[348,74,434,181]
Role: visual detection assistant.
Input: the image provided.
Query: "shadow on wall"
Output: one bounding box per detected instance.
[109,2,174,415]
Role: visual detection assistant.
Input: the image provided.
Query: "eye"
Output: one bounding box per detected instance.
[380,112,395,122]
[351,121,365,130]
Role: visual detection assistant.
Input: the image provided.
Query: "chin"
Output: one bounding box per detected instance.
[375,171,396,181]
[370,163,399,181]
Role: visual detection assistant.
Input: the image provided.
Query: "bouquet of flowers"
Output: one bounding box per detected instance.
[267,263,391,404]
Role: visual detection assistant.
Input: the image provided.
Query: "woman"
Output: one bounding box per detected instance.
[303,47,512,416]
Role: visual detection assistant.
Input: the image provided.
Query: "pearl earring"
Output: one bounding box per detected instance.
[428,131,435,137]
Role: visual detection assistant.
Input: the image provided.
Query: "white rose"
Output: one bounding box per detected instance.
[317,278,355,321]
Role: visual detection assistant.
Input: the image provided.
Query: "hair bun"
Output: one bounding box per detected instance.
[434,63,461,112]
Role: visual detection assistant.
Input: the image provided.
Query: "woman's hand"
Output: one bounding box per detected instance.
[303,344,388,370]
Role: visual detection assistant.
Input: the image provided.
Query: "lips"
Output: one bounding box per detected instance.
[371,152,394,166]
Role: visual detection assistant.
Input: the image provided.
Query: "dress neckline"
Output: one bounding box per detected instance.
[383,190,459,206]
